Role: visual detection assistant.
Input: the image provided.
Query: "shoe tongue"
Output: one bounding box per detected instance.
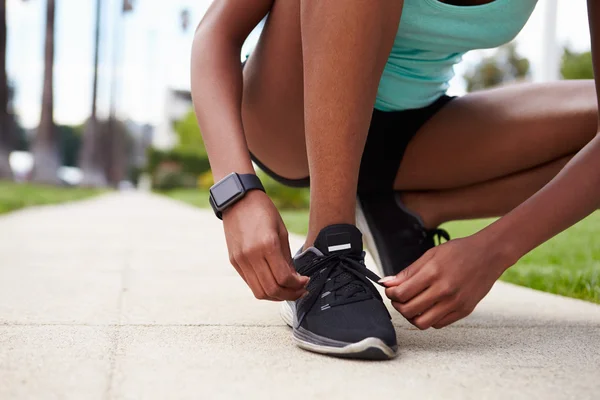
[314,224,363,256]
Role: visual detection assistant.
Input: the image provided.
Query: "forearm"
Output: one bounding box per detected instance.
[478,1,600,268]
[479,134,600,267]
[191,32,254,181]
[190,0,272,181]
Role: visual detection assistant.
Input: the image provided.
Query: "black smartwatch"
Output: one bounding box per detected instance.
[209,173,265,219]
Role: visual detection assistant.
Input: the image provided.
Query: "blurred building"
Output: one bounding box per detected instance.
[153,88,192,150]
[126,120,154,169]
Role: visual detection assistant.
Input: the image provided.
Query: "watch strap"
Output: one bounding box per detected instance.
[238,173,265,193]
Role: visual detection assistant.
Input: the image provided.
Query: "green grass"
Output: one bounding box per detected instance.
[160,188,211,209]
[0,181,106,215]
[162,188,600,304]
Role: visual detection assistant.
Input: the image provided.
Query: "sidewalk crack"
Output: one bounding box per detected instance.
[104,248,133,400]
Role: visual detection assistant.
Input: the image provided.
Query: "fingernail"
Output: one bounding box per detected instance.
[300,291,309,299]
[378,276,395,283]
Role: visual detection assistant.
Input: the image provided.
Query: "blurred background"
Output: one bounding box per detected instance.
[0,0,597,302]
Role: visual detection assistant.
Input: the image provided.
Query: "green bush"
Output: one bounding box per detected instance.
[561,48,594,80]
[147,148,211,176]
[147,148,211,190]
[258,170,310,210]
[174,110,208,156]
[153,169,198,191]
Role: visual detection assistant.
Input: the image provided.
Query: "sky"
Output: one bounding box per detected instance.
[6,0,593,129]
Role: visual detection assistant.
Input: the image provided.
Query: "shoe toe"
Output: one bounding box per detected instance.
[302,301,397,348]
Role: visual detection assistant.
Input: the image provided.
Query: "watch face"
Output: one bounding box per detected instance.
[211,174,243,208]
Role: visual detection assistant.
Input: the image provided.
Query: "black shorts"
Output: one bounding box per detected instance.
[245,60,455,192]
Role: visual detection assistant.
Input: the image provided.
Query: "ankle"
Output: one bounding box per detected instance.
[398,192,441,229]
[304,217,356,251]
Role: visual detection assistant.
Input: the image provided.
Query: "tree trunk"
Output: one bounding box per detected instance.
[31,0,60,184]
[106,117,126,186]
[79,0,106,187]
[0,0,13,180]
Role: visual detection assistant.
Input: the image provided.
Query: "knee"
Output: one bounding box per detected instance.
[562,80,598,144]
[571,80,597,120]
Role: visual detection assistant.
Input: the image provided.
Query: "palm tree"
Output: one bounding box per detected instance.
[79,0,107,186]
[0,0,13,179]
[31,0,59,183]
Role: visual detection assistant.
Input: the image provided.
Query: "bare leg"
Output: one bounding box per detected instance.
[390,80,597,228]
[300,0,402,245]
[242,5,597,236]
[395,81,598,191]
[402,155,573,228]
[242,0,308,180]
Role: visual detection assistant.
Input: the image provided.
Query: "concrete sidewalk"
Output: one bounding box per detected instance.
[1,192,599,399]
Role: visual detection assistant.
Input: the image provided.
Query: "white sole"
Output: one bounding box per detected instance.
[280,301,396,360]
[356,200,384,276]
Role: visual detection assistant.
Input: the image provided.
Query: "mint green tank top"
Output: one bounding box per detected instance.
[375,0,539,111]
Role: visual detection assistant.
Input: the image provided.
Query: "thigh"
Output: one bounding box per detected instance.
[241,0,309,180]
[395,80,598,191]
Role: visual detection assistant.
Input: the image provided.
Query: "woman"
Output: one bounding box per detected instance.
[191,0,600,360]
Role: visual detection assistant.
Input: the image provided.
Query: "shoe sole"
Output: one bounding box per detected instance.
[356,199,385,276]
[280,301,397,360]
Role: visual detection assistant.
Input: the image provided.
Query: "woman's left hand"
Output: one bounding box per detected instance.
[381,235,512,330]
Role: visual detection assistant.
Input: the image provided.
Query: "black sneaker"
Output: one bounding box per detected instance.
[280,224,397,360]
[356,192,450,277]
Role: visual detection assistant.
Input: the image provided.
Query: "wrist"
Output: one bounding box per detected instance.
[212,164,255,183]
[471,226,522,273]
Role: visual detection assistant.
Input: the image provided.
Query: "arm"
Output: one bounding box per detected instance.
[191,1,267,181]
[382,3,600,329]
[191,1,308,301]
[484,0,600,263]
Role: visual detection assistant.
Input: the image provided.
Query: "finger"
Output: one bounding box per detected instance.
[266,250,309,290]
[432,311,464,329]
[263,231,309,290]
[385,267,434,303]
[253,256,307,301]
[390,286,442,320]
[379,250,433,287]
[239,258,276,301]
[229,257,248,284]
[278,227,294,268]
[412,298,457,330]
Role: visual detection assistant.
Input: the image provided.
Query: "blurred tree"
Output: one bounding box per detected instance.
[31,0,60,184]
[561,48,594,80]
[103,0,134,186]
[79,0,107,186]
[13,115,27,151]
[174,109,207,155]
[90,117,131,186]
[58,124,83,167]
[105,117,127,186]
[463,43,530,92]
[0,0,12,179]
[123,0,133,12]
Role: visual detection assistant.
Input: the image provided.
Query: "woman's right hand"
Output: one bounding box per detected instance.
[222,190,309,301]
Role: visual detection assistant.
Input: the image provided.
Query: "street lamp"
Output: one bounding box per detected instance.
[540,0,560,82]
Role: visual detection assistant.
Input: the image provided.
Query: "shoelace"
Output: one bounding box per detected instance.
[427,228,451,246]
[295,252,384,323]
